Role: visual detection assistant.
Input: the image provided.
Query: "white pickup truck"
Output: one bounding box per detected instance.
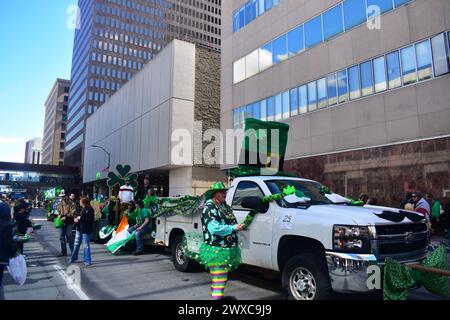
[155,175,429,300]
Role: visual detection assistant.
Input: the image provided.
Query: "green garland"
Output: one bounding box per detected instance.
[226,166,297,179]
[383,245,449,300]
[154,196,201,218]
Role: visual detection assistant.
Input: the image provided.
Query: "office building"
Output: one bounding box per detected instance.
[222,0,450,205]
[42,79,71,165]
[24,138,43,165]
[65,0,222,167]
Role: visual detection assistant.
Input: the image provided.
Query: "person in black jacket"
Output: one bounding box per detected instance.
[70,197,94,266]
[0,202,17,287]
[13,202,32,255]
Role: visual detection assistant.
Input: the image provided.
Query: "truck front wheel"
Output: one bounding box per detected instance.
[282,254,334,300]
[172,235,195,272]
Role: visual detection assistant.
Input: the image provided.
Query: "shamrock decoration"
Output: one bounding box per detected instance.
[320,186,332,195]
[107,164,138,188]
[282,185,296,196]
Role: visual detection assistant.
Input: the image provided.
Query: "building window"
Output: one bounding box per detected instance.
[307,81,317,111]
[387,51,401,89]
[287,25,304,57]
[290,88,299,116]
[327,73,338,106]
[267,96,275,121]
[246,49,259,78]
[401,45,417,85]
[348,65,361,100]
[373,56,387,93]
[304,15,323,49]
[259,42,273,72]
[343,0,367,31]
[415,40,433,81]
[299,85,308,114]
[360,60,374,96]
[323,4,344,41]
[282,91,290,119]
[233,57,246,84]
[272,34,288,64]
[431,34,450,77]
[260,100,267,121]
[394,0,412,6]
[275,93,282,120]
[317,78,328,109]
[252,102,261,120]
[337,69,349,103]
[367,0,393,17]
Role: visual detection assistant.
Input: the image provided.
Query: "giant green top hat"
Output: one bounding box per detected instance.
[205,182,230,200]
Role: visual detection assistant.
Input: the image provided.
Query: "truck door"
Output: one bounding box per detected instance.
[231,181,273,269]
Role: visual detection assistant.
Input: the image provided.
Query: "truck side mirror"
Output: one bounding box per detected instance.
[241,197,269,213]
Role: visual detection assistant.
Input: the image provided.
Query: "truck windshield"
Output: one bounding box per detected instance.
[265,180,334,208]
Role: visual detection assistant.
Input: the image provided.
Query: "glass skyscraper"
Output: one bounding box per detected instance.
[65,0,222,167]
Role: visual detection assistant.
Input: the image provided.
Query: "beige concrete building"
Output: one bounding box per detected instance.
[42,79,71,166]
[24,137,42,165]
[222,0,450,205]
[83,40,224,196]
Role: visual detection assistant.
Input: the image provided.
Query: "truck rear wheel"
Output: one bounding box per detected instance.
[282,254,334,300]
[172,234,195,272]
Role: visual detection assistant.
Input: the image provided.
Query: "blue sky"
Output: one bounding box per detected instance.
[0,1,76,162]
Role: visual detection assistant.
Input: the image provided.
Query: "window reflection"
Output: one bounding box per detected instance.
[361,61,374,96]
[343,0,367,30]
[387,51,401,89]
[305,16,323,48]
[348,65,361,100]
[415,40,433,81]
[308,81,317,111]
[260,100,267,121]
[246,49,260,78]
[401,45,417,85]
[327,73,338,106]
[282,91,290,119]
[290,88,299,116]
[299,85,308,114]
[367,0,393,17]
[373,56,387,93]
[338,69,349,103]
[259,43,273,71]
[275,93,283,120]
[233,57,246,84]
[272,35,288,64]
[267,96,275,121]
[287,25,304,57]
[323,4,344,40]
[431,34,450,77]
[317,78,328,109]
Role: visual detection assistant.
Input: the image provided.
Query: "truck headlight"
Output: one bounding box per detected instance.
[333,225,371,253]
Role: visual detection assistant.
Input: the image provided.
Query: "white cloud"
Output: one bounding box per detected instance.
[0,137,25,145]
[0,153,24,163]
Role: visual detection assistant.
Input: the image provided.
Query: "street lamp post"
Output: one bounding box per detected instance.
[90,144,111,196]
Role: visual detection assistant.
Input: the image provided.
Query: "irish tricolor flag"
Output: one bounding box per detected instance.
[106,215,136,254]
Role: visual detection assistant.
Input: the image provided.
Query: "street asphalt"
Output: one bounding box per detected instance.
[1,208,449,300]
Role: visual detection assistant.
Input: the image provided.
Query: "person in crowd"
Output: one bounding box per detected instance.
[12,202,33,254]
[107,196,119,226]
[412,191,431,222]
[118,179,134,205]
[137,176,152,201]
[443,200,450,246]
[426,193,443,235]
[125,201,138,227]
[198,182,245,300]
[127,200,151,256]
[400,192,414,209]
[56,194,77,257]
[70,197,95,266]
[0,202,17,290]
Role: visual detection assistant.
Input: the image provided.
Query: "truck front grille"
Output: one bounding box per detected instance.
[374,223,429,262]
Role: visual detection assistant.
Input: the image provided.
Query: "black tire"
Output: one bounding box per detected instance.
[172,234,195,272]
[282,253,334,300]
